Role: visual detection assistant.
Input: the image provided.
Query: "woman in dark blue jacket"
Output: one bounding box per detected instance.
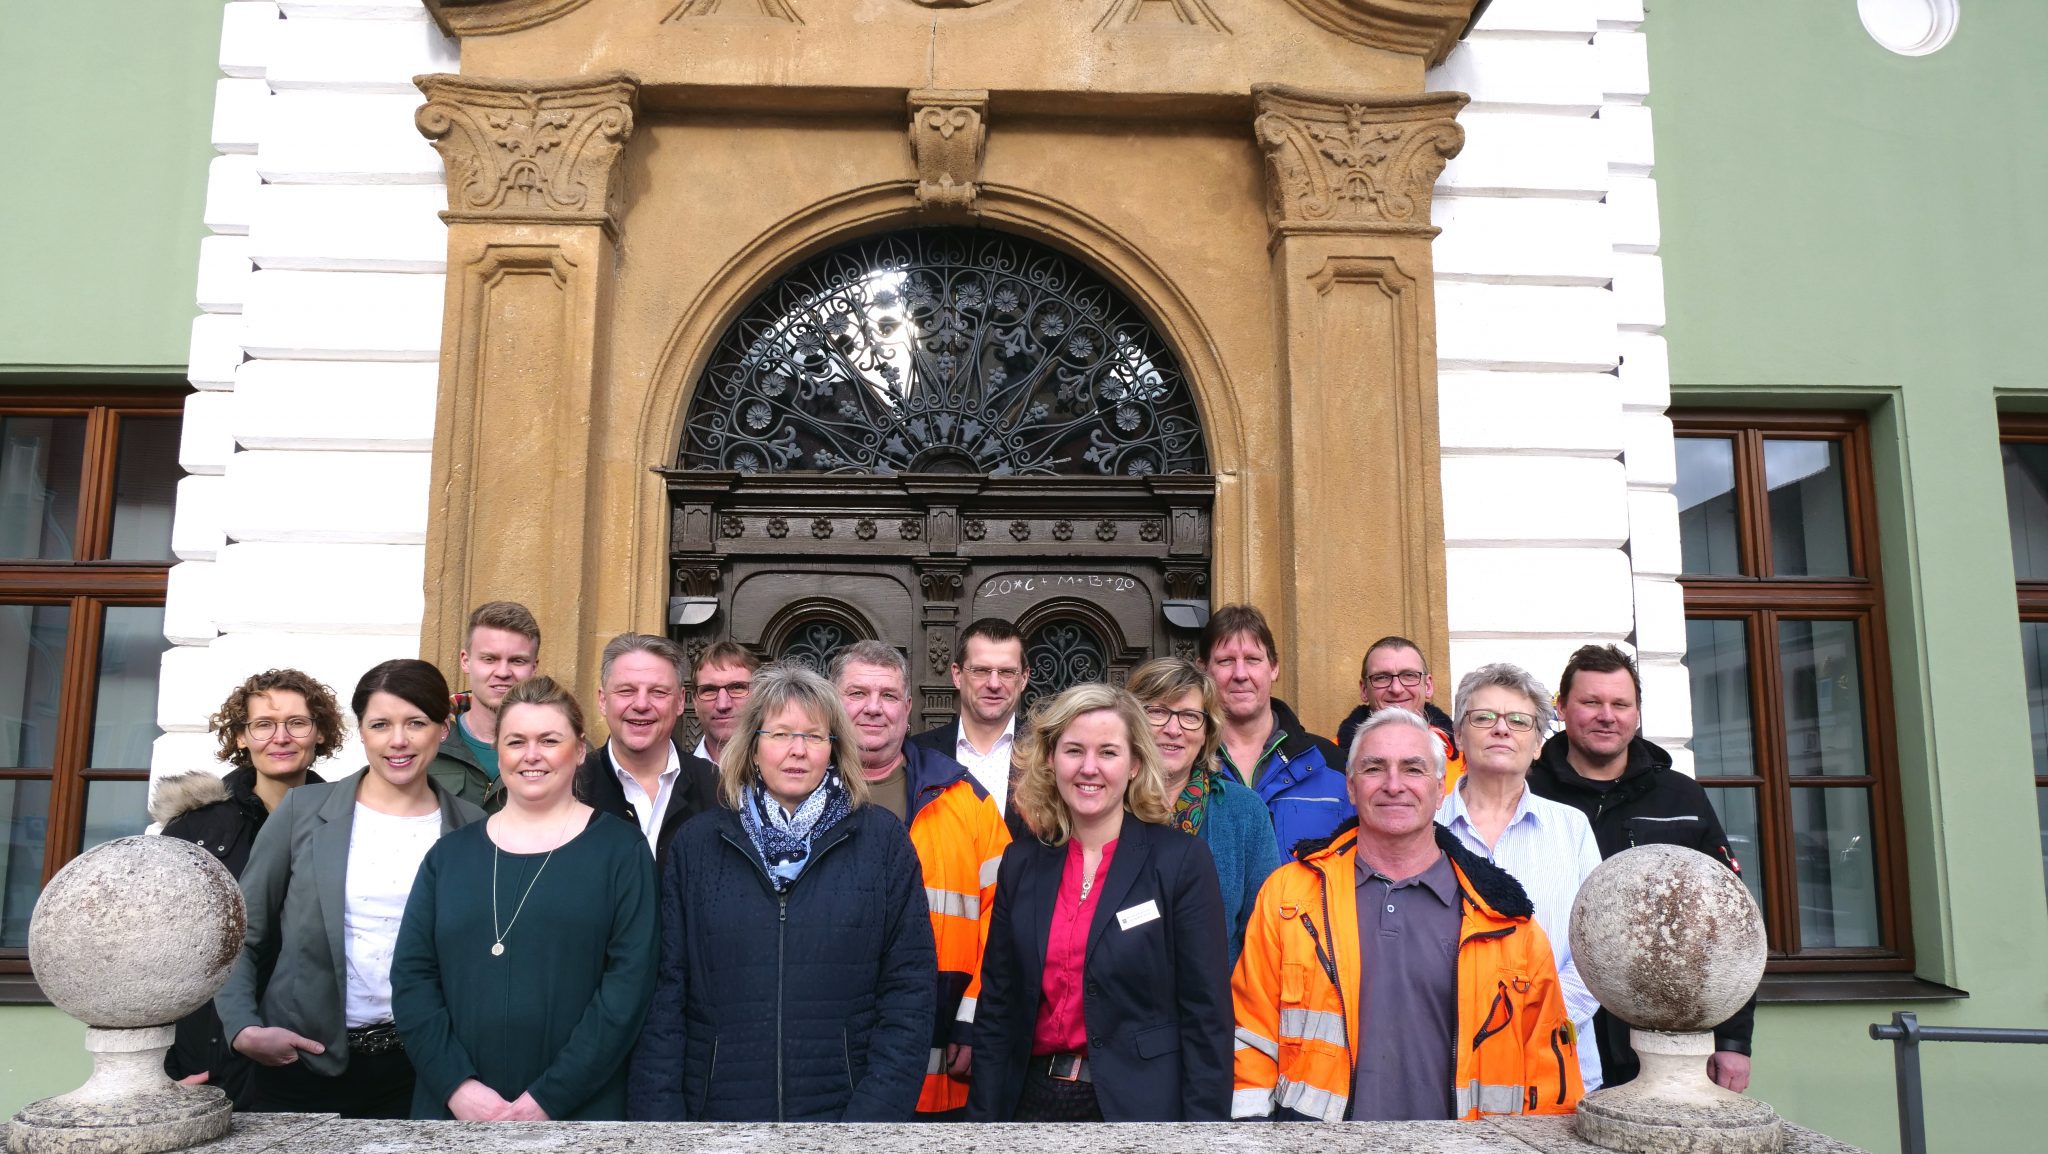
[627,663,936,1122]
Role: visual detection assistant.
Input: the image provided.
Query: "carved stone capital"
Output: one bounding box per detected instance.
[415,73,639,233]
[907,90,988,211]
[1276,0,1486,66]
[1252,86,1466,238]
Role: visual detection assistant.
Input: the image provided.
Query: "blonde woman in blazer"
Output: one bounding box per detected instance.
[215,659,485,1118]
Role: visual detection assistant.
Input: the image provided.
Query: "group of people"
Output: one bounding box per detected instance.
[150,598,1754,1124]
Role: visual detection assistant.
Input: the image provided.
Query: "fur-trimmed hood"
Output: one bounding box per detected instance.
[1292,815,1534,921]
[149,769,231,826]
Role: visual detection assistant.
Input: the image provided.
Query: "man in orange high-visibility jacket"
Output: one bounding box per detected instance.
[1232,709,1580,1122]
[834,641,1011,1119]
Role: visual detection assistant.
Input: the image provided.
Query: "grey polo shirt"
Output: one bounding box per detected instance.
[1350,849,1460,1121]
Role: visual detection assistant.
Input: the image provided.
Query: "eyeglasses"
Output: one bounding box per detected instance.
[962,664,1024,685]
[757,729,833,749]
[694,682,752,702]
[1366,670,1427,689]
[1463,709,1537,733]
[1143,705,1207,731]
[245,717,315,741]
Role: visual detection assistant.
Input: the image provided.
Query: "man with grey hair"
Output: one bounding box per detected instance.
[831,640,1010,1119]
[575,632,720,868]
[1436,663,1604,1090]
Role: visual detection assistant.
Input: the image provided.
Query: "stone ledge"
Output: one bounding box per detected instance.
[177,1114,1868,1154]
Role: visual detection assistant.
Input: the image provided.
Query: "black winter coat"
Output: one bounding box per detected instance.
[1527,732,1756,1081]
[627,803,937,1122]
[573,738,721,874]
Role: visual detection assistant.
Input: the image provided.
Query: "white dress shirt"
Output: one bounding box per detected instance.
[1437,780,1606,1091]
[611,739,683,855]
[342,804,442,1028]
[955,715,1018,811]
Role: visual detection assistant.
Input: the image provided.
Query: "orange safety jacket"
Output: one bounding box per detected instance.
[901,743,1012,1114]
[1230,819,1581,1122]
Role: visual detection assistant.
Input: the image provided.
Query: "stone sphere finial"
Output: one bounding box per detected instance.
[28,835,246,1029]
[1570,842,1766,1033]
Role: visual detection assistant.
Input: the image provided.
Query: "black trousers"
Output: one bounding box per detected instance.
[1012,1068,1104,1122]
[252,1048,415,1119]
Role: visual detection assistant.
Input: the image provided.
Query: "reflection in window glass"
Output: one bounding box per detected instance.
[0,779,52,948]
[81,779,149,855]
[1676,437,1741,575]
[0,604,71,769]
[2038,787,2047,909]
[2024,623,2048,779]
[1706,785,1766,918]
[1779,619,1869,777]
[107,418,181,562]
[0,417,86,561]
[1790,786,1880,949]
[1763,439,1852,576]
[1686,619,1756,778]
[2003,444,2048,582]
[90,606,169,769]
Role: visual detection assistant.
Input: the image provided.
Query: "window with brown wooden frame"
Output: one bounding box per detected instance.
[1673,411,1912,970]
[0,387,183,968]
[1997,414,2048,905]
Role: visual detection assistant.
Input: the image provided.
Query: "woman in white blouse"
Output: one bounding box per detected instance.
[215,659,486,1117]
[1431,662,1605,1091]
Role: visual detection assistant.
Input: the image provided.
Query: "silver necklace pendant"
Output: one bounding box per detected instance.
[491,942,505,957]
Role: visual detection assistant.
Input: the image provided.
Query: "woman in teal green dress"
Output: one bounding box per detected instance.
[392,676,657,1121]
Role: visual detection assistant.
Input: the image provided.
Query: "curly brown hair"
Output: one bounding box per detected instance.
[209,669,347,771]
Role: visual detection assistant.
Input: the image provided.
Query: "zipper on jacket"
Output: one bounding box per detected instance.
[1302,860,1355,1115]
[777,891,787,1122]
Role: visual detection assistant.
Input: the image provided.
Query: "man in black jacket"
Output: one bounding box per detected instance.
[576,633,720,870]
[1334,635,1462,767]
[1527,643,1756,1093]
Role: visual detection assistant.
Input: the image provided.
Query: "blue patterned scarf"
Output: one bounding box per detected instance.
[738,771,850,891]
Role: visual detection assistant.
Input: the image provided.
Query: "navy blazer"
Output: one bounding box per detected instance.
[966,817,1233,1122]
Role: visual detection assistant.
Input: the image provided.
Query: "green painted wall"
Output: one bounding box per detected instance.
[1648,3,2048,1152]
[0,1,222,374]
[0,1006,88,1117]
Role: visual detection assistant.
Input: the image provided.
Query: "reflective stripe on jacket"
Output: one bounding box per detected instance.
[902,743,1012,1114]
[1230,820,1581,1122]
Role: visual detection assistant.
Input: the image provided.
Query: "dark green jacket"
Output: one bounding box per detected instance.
[428,718,504,813]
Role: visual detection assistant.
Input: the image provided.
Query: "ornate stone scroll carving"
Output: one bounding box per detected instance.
[416,73,638,233]
[423,0,597,38]
[666,0,804,21]
[1252,86,1466,237]
[907,90,988,211]
[1275,0,1485,66]
[1095,0,1229,32]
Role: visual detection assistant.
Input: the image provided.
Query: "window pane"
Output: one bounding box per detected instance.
[2025,623,2048,779]
[2004,443,2048,581]
[2039,786,2047,910]
[1686,618,1756,778]
[1763,439,1852,576]
[0,417,86,561]
[1705,785,1766,920]
[81,779,149,854]
[1791,786,1881,949]
[1676,437,1742,575]
[89,606,168,769]
[0,604,72,769]
[1779,619,1869,777]
[107,417,180,562]
[0,778,52,948]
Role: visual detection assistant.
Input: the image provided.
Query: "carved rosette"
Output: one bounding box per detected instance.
[1252,86,1467,238]
[907,89,989,211]
[416,73,639,233]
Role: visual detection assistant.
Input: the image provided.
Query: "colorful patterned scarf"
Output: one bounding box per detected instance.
[738,770,850,891]
[1173,763,1216,837]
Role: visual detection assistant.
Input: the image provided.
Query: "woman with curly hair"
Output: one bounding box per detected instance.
[154,668,347,1103]
[967,682,1232,1123]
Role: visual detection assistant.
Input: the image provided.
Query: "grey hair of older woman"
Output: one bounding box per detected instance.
[1346,706,1449,779]
[1451,662,1556,735]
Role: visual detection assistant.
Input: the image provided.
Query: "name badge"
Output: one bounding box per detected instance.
[1117,900,1161,931]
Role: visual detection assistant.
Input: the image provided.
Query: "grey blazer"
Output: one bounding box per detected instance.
[214,770,484,1076]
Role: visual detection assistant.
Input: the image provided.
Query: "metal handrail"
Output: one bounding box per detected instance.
[1868,1011,2048,1154]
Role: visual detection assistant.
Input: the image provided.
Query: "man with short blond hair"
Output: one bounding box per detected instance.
[429,600,541,810]
[577,633,719,869]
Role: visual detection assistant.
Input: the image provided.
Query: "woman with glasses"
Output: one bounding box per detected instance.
[1124,658,1279,960]
[628,663,936,1121]
[967,683,1232,1123]
[1432,663,1604,1090]
[155,669,346,1104]
[216,659,486,1117]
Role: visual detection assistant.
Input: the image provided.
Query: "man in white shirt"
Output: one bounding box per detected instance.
[909,617,1027,811]
[687,640,760,766]
[576,633,719,867]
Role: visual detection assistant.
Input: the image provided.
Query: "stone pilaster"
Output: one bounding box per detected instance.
[414,72,639,701]
[1252,85,1464,732]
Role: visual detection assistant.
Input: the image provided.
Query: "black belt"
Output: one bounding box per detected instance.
[1039,1053,1091,1083]
[347,1021,404,1056]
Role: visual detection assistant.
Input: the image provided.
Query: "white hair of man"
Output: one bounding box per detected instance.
[1347,706,1448,779]
[1452,662,1556,734]
[827,639,910,686]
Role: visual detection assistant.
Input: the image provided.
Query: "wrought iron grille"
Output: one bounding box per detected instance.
[680,229,1208,477]
[1022,620,1110,711]
[777,620,857,674]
